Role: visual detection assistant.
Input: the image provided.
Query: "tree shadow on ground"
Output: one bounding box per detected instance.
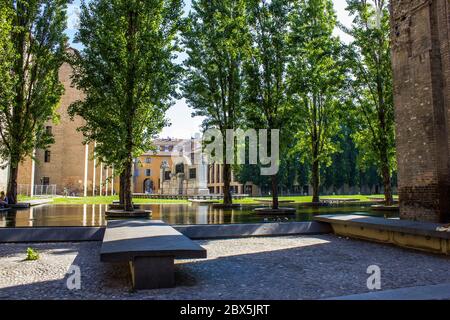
[0,235,450,300]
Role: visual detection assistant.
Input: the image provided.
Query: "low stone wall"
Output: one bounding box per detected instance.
[315,215,450,255]
[0,221,331,243]
[0,227,105,243]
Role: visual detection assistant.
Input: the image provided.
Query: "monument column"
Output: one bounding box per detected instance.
[92,142,96,196]
[83,143,89,197]
[99,162,103,196]
[391,0,450,222]
[105,167,109,196]
[30,149,36,197]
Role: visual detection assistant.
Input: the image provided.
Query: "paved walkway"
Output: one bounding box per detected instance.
[0,235,449,300]
[329,283,450,300]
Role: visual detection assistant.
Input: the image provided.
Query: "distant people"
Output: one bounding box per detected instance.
[0,191,9,208]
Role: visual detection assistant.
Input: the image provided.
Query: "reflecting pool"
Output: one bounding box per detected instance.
[0,203,397,227]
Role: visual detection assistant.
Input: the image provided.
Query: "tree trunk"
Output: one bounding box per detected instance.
[6,165,18,204]
[119,171,125,205]
[312,159,320,203]
[271,174,279,209]
[381,162,393,206]
[123,160,133,211]
[222,164,233,205]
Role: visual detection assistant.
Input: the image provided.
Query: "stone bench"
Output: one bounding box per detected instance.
[315,214,450,255]
[100,220,207,290]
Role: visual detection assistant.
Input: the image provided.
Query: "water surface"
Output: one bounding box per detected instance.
[0,203,397,227]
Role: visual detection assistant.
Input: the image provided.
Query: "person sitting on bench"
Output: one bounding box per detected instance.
[0,191,9,208]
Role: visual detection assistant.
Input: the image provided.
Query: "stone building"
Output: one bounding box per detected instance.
[17,49,117,197]
[158,139,261,196]
[207,164,260,196]
[132,139,177,194]
[159,139,210,195]
[391,0,450,222]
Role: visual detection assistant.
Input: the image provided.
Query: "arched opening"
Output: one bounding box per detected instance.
[143,179,154,194]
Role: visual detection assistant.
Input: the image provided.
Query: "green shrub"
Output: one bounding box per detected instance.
[26,247,39,261]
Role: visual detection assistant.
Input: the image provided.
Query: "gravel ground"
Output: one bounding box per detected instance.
[0,235,450,300]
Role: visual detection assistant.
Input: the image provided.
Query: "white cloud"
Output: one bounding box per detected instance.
[66,3,80,30]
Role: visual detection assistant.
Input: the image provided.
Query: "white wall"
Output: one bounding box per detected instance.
[0,165,7,192]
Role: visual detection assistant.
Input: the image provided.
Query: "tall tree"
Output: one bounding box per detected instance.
[0,0,69,204]
[183,0,249,206]
[322,125,359,193]
[288,0,346,203]
[69,0,182,211]
[244,0,292,209]
[343,0,395,205]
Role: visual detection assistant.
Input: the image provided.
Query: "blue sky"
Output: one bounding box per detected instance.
[66,0,354,139]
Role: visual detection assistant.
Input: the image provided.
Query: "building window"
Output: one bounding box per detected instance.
[145,169,151,176]
[175,163,184,174]
[46,126,52,135]
[145,158,151,164]
[189,168,196,179]
[44,150,51,163]
[164,171,171,180]
[42,177,50,185]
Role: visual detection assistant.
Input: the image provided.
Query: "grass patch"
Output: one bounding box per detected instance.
[51,196,188,205]
[17,194,397,205]
[17,195,39,202]
[219,194,397,205]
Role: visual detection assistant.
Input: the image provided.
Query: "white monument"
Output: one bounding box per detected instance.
[160,138,210,196]
[0,161,8,192]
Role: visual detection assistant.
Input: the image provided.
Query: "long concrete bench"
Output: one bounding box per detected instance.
[100,220,207,290]
[315,214,450,255]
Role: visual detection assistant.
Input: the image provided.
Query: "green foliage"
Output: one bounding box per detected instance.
[341,0,395,203]
[183,0,249,132]
[287,0,346,200]
[234,144,309,193]
[243,0,292,132]
[0,5,14,136]
[342,0,396,176]
[288,0,344,165]
[321,126,358,191]
[26,247,39,261]
[0,0,70,203]
[69,0,182,209]
[183,0,251,205]
[240,0,293,207]
[70,0,182,170]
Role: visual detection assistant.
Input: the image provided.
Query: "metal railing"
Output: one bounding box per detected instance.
[18,184,57,197]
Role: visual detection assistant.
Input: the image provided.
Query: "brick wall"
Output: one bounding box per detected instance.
[391,0,450,222]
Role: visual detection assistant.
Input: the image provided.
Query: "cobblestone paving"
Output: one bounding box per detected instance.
[0,235,449,300]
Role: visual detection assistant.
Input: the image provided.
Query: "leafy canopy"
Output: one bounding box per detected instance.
[0,0,69,168]
[69,0,183,172]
